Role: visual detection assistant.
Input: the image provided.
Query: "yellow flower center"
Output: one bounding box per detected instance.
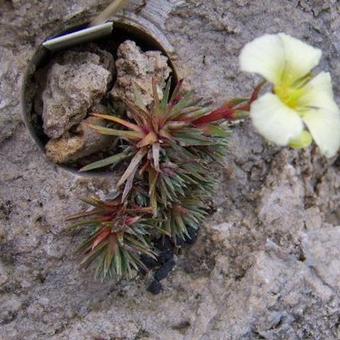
[274,73,311,111]
[275,85,302,109]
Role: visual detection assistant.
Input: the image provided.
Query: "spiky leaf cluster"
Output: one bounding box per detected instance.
[71,78,232,280]
[68,195,157,280]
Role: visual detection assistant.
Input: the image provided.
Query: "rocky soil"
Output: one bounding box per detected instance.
[1,0,340,339]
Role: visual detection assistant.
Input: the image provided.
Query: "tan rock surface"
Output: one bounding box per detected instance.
[111,40,171,108]
[45,116,114,164]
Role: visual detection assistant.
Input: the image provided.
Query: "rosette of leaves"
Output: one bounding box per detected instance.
[68,194,157,280]
[72,78,234,279]
[81,79,229,209]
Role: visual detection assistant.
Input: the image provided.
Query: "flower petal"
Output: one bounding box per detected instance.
[289,130,312,149]
[298,72,338,112]
[240,33,321,85]
[302,107,340,158]
[297,72,340,157]
[250,93,303,145]
[240,34,285,84]
[278,33,321,82]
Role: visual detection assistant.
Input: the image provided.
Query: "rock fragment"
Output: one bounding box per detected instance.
[42,50,114,139]
[45,116,113,164]
[110,40,171,109]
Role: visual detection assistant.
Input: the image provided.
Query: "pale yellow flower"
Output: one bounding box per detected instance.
[240,33,340,157]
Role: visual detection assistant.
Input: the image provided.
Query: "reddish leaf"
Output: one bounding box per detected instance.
[125,216,141,225]
[92,228,111,250]
[192,107,236,126]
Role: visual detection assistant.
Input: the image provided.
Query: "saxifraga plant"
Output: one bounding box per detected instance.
[70,78,258,280]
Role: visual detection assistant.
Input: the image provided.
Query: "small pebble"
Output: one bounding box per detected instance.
[154,259,176,281]
[147,280,163,295]
[158,249,174,264]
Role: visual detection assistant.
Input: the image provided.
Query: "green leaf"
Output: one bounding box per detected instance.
[225,98,248,107]
[66,208,106,221]
[92,113,143,132]
[169,79,183,106]
[114,246,122,277]
[203,124,230,138]
[167,91,196,120]
[80,151,132,172]
[160,78,172,114]
[148,168,159,216]
[173,128,213,146]
[80,241,108,268]
[103,237,115,277]
[152,78,160,114]
[88,125,143,140]
[181,107,211,121]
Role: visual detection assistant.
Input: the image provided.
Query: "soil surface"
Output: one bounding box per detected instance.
[1,0,340,339]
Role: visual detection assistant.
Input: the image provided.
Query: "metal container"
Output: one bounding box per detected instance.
[21,15,180,174]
